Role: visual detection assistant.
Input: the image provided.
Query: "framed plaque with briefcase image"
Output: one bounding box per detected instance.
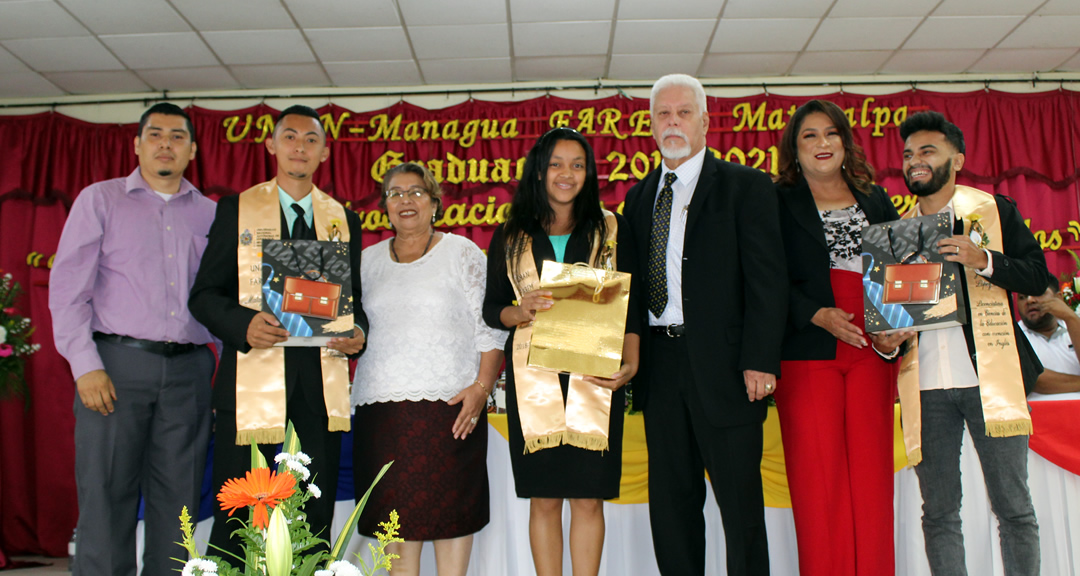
[862,213,968,334]
[260,239,355,346]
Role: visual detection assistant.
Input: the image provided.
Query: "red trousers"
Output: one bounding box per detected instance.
[775,270,895,576]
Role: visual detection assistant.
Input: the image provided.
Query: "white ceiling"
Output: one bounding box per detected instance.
[1,0,1079,100]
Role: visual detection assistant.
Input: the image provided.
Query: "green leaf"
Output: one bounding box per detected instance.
[327,461,393,564]
[295,553,325,576]
[278,420,301,474]
[250,442,267,471]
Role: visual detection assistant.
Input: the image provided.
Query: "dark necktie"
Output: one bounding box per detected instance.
[647,172,678,318]
[291,204,311,240]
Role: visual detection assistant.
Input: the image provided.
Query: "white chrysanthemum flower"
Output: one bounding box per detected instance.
[294,451,312,465]
[328,560,362,576]
[181,558,200,576]
[198,559,218,573]
[285,459,310,480]
[308,483,322,499]
[314,570,333,576]
[274,452,289,464]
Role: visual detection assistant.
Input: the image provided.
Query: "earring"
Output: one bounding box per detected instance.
[842,163,846,171]
[431,214,436,224]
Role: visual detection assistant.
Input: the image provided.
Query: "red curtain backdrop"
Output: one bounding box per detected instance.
[2,90,1079,557]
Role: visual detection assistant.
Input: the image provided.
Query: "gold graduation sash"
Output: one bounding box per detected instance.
[898,185,1031,465]
[234,179,352,445]
[508,211,619,453]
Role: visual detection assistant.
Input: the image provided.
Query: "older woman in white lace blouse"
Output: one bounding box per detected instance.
[350,161,505,576]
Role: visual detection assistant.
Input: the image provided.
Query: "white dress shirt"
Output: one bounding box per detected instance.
[650,147,707,327]
[916,200,994,391]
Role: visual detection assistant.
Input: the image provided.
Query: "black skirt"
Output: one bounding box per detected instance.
[506,364,625,500]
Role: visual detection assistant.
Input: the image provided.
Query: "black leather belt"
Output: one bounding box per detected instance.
[93,332,202,357]
[650,324,686,338]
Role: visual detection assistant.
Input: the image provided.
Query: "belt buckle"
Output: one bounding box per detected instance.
[665,324,678,338]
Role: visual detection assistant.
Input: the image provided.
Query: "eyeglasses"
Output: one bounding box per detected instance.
[384,186,428,201]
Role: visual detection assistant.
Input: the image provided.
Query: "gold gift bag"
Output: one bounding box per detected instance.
[527,260,631,378]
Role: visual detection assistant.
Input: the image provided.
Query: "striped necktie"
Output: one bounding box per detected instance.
[647,172,678,318]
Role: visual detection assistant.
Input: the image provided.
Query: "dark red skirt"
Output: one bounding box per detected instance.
[352,400,489,540]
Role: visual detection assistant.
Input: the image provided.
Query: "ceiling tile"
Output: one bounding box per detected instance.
[514,21,610,57]
[806,17,921,51]
[905,16,1023,50]
[1036,0,1080,16]
[608,53,701,80]
[418,57,511,84]
[710,18,817,53]
[100,32,218,69]
[58,0,189,35]
[307,27,412,61]
[323,60,421,86]
[0,71,64,97]
[231,63,330,89]
[286,0,399,28]
[700,52,797,76]
[1057,51,1080,71]
[409,24,509,59]
[0,0,88,40]
[169,0,295,31]
[790,50,892,75]
[3,36,124,72]
[510,0,614,23]
[0,46,28,73]
[618,0,721,19]
[723,0,833,19]
[881,49,984,73]
[969,48,1076,72]
[611,20,716,54]
[137,65,241,91]
[514,55,606,80]
[44,70,151,94]
[999,15,1080,49]
[829,0,939,18]
[935,0,1043,17]
[202,30,315,65]
[398,0,505,26]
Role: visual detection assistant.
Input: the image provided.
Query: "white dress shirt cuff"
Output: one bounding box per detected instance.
[975,248,994,277]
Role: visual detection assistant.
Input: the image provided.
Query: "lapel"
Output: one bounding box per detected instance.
[684,152,717,238]
[785,181,828,248]
[632,168,663,238]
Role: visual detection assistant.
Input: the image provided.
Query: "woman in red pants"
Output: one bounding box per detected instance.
[773,100,904,576]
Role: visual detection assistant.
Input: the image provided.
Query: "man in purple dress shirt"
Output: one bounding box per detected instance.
[50,103,216,576]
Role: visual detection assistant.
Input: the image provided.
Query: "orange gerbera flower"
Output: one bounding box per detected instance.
[217,468,297,529]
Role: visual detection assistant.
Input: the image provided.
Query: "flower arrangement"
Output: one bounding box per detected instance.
[0,271,41,402]
[177,422,399,576]
[1059,250,1080,313]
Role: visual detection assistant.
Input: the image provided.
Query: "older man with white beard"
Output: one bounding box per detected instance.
[622,74,787,576]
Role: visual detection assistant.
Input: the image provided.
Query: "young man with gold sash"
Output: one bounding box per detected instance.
[189,105,367,558]
[872,112,1048,575]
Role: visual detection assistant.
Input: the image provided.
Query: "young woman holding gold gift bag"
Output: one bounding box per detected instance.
[483,127,641,576]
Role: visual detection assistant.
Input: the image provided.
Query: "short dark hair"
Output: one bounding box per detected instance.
[899,111,965,154]
[138,103,196,144]
[275,105,324,137]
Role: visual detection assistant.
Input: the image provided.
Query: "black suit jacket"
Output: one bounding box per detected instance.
[778,181,900,360]
[623,152,788,428]
[946,195,1047,393]
[189,193,368,414]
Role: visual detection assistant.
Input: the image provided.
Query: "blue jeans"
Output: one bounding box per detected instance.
[913,387,1040,576]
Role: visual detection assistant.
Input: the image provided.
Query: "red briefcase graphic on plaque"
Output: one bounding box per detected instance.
[883,262,943,305]
[282,276,341,320]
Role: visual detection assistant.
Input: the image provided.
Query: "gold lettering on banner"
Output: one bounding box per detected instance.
[461,120,480,147]
[628,110,651,137]
[732,102,768,132]
[577,107,596,134]
[371,150,405,183]
[550,110,573,128]
[254,115,274,143]
[598,108,627,140]
[490,158,513,183]
[224,115,252,143]
[607,151,629,182]
[893,194,918,216]
[371,152,526,185]
[368,114,403,141]
[322,112,350,141]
